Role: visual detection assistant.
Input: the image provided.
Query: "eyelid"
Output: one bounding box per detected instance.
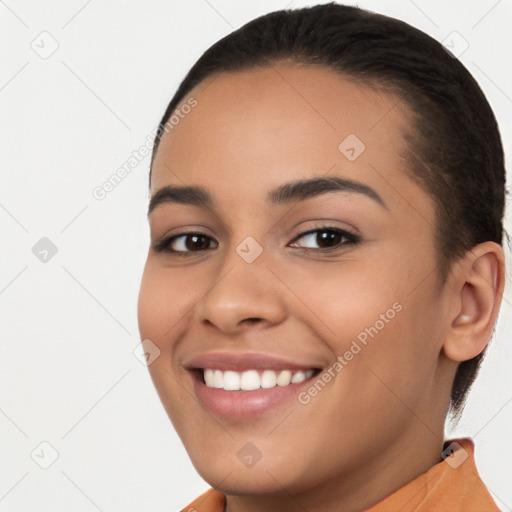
[293,223,359,239]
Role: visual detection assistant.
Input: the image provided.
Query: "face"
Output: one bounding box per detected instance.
[138,64,458,501]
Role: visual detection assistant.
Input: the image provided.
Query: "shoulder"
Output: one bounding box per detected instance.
[180,488,226,512]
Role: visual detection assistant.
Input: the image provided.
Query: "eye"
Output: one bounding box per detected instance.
[154,232,217,254]
[289,226,360,251]
[153,225,360,256]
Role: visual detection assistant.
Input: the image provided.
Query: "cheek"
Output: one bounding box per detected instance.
[137,265,197,432]
[282,257,403,347]
[285,256,439,396]
[137,261,193,343]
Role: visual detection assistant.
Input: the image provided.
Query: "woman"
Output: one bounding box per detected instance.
[138,3,506,510]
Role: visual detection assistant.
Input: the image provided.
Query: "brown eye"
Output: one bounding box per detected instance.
[315,230,344,248]
[290,227,360,251]
[155,233,217,254]
[181,234,211,251]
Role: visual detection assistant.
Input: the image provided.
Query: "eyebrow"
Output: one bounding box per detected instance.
[147,176,388,216]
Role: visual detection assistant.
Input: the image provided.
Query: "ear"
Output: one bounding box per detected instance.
[443,241,506,363]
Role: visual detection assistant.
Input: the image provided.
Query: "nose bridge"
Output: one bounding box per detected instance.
[196,233,287,332]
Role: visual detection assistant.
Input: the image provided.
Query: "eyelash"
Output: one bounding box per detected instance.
[153,225,361,256]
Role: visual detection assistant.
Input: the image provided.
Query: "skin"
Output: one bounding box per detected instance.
[137,63,505,512]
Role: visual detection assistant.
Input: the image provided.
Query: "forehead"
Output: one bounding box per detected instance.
[151,63,431,221]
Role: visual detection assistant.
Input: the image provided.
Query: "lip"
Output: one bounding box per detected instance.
[183,351,324,418]
[183,351,323,372]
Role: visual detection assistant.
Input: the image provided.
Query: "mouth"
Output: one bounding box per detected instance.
[184,352,325,418]
[194,367,322,391]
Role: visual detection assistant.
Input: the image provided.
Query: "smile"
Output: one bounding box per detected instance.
[202,368,317,391]
[183,351,325,418]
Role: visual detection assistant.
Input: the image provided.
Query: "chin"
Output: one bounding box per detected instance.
[197,463,297,496]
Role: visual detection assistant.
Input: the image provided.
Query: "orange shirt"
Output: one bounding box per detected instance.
[180,438,499,512]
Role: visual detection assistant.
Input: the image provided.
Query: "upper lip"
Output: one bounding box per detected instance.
[183,351,324,372]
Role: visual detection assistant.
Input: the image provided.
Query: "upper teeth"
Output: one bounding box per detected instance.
[203,369,315,391]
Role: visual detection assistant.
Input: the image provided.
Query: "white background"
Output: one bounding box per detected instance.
[1,1,511,510]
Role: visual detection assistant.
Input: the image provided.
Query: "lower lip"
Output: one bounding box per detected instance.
[191,371,318,418]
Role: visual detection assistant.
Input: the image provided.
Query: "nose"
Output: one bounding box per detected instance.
[195,248,288,335]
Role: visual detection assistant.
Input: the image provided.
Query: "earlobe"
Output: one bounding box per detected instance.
[443,242,505,363]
